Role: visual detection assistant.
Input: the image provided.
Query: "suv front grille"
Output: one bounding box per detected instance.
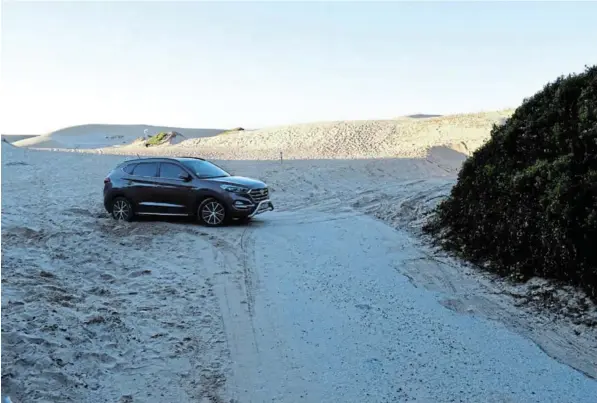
[249,188,269,203]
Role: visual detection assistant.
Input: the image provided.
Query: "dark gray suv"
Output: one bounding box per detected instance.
[103,157,274,226]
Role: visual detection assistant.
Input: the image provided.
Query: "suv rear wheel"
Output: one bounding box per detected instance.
[198,198,227,227]
[111,197,134,222]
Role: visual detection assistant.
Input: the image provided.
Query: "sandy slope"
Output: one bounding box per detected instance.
[12,124,224,149]
[100,110,513,162]
[1,135,39,143]
[2,137,597,403]
[17,110,513,162]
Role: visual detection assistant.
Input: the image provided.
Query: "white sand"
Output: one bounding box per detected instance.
[11,124,224,150]
[3,111,597,402]
[107,110,513,161]
[1,135,40,143]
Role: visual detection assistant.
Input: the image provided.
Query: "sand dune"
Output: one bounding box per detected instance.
[12,124,224,149]
[162,110,513,160]
[13,110,514,161]
[47,110,513,168]
[2,135,40,143]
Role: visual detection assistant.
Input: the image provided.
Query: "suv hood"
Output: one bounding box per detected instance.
[206,175,266,189]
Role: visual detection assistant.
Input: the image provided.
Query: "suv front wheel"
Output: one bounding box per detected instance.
[198,198,228,227]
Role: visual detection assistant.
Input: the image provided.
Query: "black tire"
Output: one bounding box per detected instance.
[111,197,134,222]
[197,198,228,227]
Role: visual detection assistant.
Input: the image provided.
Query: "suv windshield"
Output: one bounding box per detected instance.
[180,159,230,179]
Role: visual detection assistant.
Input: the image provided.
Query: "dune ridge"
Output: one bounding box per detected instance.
[131,109,514,159]
[74,110,509,177]
[20,110,515,173]
[13,124,224,149]
[14,110,514,161]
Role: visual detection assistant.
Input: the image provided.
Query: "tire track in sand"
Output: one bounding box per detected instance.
[240,226,257,317]
[201,227,263,401]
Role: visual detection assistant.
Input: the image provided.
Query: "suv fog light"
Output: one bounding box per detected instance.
[234,201,252,209]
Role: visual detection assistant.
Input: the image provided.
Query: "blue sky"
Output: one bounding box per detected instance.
[1,1,596,134]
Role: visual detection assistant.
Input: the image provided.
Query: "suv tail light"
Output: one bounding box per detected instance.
[104,177,111,184]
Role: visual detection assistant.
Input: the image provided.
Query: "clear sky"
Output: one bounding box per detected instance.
[1,1,596,134]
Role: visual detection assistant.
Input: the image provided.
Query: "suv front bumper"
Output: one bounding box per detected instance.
[247,199,274,217]
[227,192,274,218]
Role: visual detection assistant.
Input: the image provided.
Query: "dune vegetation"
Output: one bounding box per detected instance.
[146,131,169,145]
[424,65,597,300]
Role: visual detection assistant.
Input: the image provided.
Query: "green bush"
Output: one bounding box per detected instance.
[424,65,597,299]
[146,132,168,145]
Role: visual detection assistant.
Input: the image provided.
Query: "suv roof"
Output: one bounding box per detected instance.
[117,156,206,166]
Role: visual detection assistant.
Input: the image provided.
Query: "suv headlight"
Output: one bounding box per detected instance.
[220,184,249,193]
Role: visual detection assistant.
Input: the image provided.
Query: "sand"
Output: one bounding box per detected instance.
[1,135,40,144]
[11,124,224,150]
[3,111,597,402]
[92,110,514,162]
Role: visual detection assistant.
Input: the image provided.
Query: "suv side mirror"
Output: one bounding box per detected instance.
[179,172,192,182]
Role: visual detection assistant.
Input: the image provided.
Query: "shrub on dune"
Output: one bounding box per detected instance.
[146,132,168,145]
[424,65,597,300]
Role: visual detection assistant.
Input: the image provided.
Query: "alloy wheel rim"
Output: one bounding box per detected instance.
[202,201,225,225]
[113,200,130,220]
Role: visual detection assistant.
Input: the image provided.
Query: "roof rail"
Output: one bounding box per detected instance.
[176,156,206,161]
[117,156,206,165]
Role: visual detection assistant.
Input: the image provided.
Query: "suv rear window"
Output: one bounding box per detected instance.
[132,162,158,177]
[122,163,137,174]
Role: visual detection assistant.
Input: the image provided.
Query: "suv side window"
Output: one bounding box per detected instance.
[132,162,158,177]
[159,162,187,179]
[122,163,137,174]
